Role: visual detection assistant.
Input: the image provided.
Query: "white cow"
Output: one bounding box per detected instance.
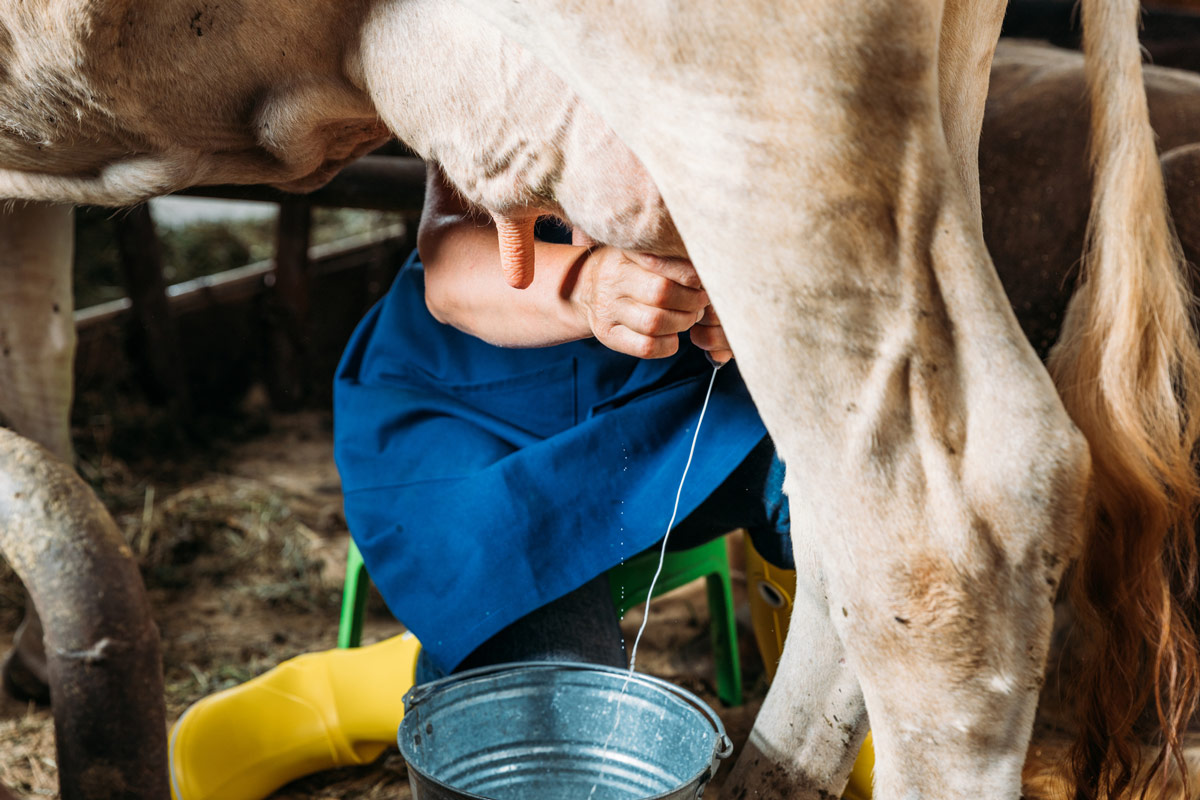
[0,2,1194,798]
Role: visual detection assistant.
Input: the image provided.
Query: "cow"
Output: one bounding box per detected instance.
[0,2,1194,798]
[371,2,1198,797]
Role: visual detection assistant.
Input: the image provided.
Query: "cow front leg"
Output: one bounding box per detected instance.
[0,202,76,461]
[724,544,868,798]
[0,202,76,701]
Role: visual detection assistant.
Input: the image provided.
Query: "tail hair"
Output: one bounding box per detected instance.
[1047,0,1200,797]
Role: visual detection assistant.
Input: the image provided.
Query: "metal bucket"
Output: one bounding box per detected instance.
[398,662,733,800]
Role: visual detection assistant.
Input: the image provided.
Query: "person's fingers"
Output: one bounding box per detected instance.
[691,335,733,364]
[611,297,705,337]
[571,227,598,248]
[625,252,704,290]
[707,350,734,366]
[626,268,708,313]
[597,324,681,359]
[577,248,714,356]
[696,305,722,326]
[690,307,733,364]
[689,319,726,346]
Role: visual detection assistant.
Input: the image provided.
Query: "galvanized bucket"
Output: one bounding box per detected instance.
[398,662,734,800]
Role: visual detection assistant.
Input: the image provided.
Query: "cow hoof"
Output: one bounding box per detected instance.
[1,649,50,705]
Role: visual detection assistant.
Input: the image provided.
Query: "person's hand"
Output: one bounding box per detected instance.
[569,247,730,361]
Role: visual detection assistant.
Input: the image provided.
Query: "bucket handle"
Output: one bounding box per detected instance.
[403,661,734,760]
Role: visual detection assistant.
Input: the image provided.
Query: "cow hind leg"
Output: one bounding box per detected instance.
[790,73,1088,800]
[782,145,1087,797]
[720,199,1089,797]
[0,202,77,702]
[639,7,1088,798]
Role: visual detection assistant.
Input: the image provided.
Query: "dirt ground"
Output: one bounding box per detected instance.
[0,405,769,799]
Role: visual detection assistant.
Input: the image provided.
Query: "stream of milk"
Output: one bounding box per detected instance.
[586,363,721,800]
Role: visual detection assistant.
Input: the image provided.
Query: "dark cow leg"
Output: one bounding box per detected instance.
[0,428,168,800]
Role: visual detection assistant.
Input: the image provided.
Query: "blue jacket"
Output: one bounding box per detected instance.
[333,253,766,671]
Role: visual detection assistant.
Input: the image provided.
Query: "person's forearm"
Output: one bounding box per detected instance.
[420,214,594,348]
[416,164,726,360]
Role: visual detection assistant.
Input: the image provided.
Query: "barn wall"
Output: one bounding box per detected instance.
[72,228,415,431]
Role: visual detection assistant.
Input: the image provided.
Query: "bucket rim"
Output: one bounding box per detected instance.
[399,660,735,799]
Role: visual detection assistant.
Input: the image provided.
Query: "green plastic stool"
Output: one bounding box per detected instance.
[338,540,371,650]
[607,537,743,707]
[337,535,743,706]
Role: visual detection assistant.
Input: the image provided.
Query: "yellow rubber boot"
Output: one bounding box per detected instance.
[169,632,421,800]
[843,732,875,800]
[745,537,874,799]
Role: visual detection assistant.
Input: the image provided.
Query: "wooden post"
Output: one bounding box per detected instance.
[112,203,191,418]
[265,198,313,410]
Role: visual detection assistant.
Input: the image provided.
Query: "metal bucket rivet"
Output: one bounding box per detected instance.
[398,662,733,800]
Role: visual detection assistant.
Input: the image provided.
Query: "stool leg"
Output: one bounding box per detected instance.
[705,569,743,706]
[338,541,370,649]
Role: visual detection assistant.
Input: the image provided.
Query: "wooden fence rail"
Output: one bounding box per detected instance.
[105,156,426,414]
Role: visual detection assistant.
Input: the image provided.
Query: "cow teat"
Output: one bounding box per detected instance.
[492,210,540,289]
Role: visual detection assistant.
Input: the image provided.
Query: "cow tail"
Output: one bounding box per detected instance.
[1046,0,1200,796]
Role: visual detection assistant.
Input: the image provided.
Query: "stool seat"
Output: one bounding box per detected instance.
[338,535,744,706]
